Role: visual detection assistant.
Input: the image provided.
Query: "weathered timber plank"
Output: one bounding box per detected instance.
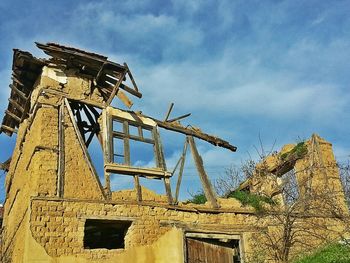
[104,163,171,178]
[57,103,65,197]
[124,62,139,92]
[123,120,130,165]
[175,139,188,203]
[8,98,24,113]
[134,175,142,202]
[164,102,174,121]
[188,136,219,208]
[167,113,191,123]
[116,89,133,108]
[135,112,236,152]
[106,70,127,105]
[5,110,21,122]
[119,83,142,98]
[10,84,28,100]
[1,125,17,134]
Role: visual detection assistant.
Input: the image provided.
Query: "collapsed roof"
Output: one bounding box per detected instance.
[0,42,237,152]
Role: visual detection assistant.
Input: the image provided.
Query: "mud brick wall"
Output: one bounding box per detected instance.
[29,198,256,259]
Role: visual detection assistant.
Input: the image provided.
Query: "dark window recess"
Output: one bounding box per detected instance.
[84,219,132,249]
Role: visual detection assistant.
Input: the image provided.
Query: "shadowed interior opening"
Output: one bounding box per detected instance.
[84,219,132,249]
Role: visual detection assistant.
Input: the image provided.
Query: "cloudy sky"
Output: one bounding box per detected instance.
[0,0,349,201]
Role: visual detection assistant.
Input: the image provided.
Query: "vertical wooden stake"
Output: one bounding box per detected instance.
[102,109,113,163]
[164,102,174,121]
[188,136,219,208]
[175,139,188,203]
[153,127,173,204]
[57,102,65,197]
[105,172,111,199]
[134,175,142,202]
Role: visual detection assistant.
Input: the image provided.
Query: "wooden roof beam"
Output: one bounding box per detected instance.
[137,113,237,152]
[8,98,25,113]
[10,84,28,100]
[5,110,21,122]
[1,125,17,134]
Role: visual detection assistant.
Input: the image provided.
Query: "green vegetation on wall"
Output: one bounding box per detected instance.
[187,192,207,204]
[281,142,308,160]
[227,190,276,212]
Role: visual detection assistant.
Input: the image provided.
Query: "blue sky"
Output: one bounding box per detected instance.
[0,0,350,201]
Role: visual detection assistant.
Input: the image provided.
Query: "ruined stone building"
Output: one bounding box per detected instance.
[0,43,348,262]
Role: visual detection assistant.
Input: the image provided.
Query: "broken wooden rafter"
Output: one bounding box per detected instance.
[10,84,28,100]
[120,83,142,98]
[1,125,17,134]
[5,110,21,123]
[167,113,191,123]
[164,102,174,121]
[124,62,139,92]
[106,70,127,105]
[8,98,25,113]
[188,136,219,208]
[11,74,25,87]
[0,157,11,172]
[116,89,133,108]
[134,112,237,152]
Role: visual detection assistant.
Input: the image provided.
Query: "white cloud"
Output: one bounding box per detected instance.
[1,0,350,199]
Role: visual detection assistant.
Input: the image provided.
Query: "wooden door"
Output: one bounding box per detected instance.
[186,238,234,263]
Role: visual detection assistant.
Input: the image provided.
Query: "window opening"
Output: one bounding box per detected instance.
[129,124,139,137]
[113,120,124,133]
[129,139,156,167]
[111,117,158,169]
[113,137,125,164]
[110,173,135,191]
[281,168,299,205]
[142,128,152,139]
[84,219,132,249]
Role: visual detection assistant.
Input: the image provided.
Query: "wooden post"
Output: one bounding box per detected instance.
[105,172,111,199]
[188,136,219,208]
[153,127,173,204]
[175,139,188,203]
[123,121,130,165]
[102,109,113,163]
[134,175,142,202]
[57,102,65,197]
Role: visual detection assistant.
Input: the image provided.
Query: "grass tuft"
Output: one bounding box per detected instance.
[293,243,350,263]
[281,142,308,160]
[227,190,276,212]
[188,192,207,204]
